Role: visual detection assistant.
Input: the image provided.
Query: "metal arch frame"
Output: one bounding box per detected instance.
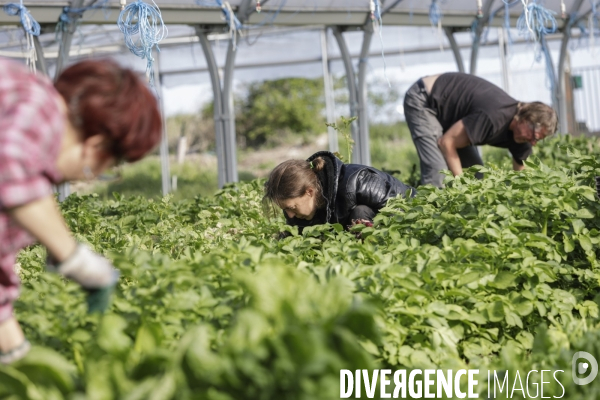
[197,26,228,188]
[444,27,465,73]
[194,0,258,188]
[55,0,85,201]
[155,51,172,196]
[469,0,495,75]
[33,35,48,75]
[356,22,374,166]
[557,0,585,134]
[331,26,360,163]
[320,28,338,153]
[330,0,399,166]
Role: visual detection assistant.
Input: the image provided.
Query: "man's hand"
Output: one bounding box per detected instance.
[437,120,472,177]
[512,158,525,171]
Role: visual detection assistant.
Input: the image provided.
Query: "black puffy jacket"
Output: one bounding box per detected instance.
[285,151,416,229]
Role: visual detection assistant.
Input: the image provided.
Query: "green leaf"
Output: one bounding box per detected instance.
[490,272,517,289]
[487,301,505,322]
[579,235,593,252]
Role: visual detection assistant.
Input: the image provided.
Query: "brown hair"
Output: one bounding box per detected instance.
[262,157,327,217]
[515,102,558,136]
[54,59,162,162]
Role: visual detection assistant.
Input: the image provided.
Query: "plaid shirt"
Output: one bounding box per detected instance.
[0,58,64,322]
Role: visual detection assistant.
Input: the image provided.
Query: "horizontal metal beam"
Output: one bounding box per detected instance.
[158,30,580,77]
[2,25,580,63]
[0,6,519,28]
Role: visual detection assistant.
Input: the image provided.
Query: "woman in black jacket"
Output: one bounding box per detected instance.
[263,151,416,231]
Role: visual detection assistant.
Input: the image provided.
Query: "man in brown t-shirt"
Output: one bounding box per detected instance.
[403,72,558,188]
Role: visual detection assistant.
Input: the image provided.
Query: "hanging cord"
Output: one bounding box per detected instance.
[503,0,516,47]
[516,0,557,92]
[429,0,444,51]
[517,0,557,47]
[370,0,391,88]
[429,0,442,26]
[3,0,40,73]
[118,0,167,87]
[196,0,242,49]
[590,0,600,52]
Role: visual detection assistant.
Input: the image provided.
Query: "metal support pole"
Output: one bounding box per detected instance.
[33,36,48,76]
[155,51,171,196]
[541,34,558,110]
[444,27,465,73]
[357,25,373,166]
[54,0,84,78]
[321,28,338,153]
[332,26,360,163]
[194,1,257,187]
[469,0,495,75]
[498,27,510,93]
[197,27,227,188]
[222,39,239,184]
[557,0,585,134]
[54,0,84,201]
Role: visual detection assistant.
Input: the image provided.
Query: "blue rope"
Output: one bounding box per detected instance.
[541,36,556,93]
[3,0,40,36]
[591,0,600,36]
[503,0,515,44]
[515,1,558,94]
[517,0,557,43]
[118,0,167,87]
[429,0,442,26]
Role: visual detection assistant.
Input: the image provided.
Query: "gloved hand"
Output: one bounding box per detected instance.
[48,244,119,313]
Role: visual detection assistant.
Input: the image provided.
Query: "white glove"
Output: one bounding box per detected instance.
[48,244,119,289]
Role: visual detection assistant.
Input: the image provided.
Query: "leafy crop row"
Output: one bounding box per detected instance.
[1,137,600,399]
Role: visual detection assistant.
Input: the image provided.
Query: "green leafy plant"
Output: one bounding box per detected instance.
[326,116,357,163]
[3,136,600,399]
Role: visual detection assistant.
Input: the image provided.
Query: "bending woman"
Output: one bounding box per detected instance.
[0,58,162,364]
[263,151,416,231]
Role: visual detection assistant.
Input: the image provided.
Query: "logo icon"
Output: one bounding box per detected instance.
[572,351,598,385]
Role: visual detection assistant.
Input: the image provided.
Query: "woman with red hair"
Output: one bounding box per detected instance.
[0,57,162,364]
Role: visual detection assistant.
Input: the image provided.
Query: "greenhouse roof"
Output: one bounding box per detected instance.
[0,0,596,28]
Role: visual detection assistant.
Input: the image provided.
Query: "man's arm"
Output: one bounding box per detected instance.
[437,120,472,176]
[512,158,525,171]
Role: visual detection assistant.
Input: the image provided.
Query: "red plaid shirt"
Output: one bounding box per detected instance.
[0,58,64,321]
